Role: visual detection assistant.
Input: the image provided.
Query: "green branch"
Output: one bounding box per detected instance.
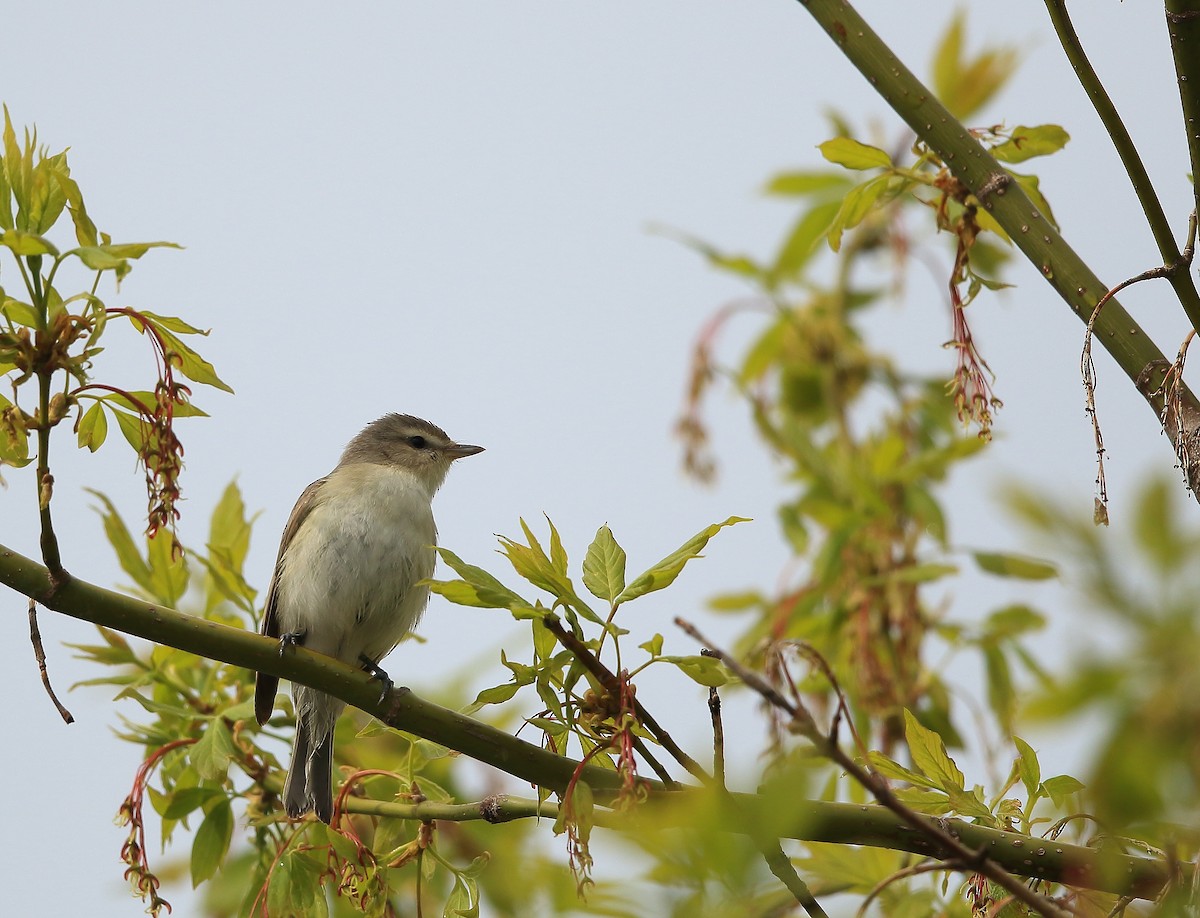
[1167,1,1200,218]
[1043,0,1200,330]
[0,542,1180,900]
[793,0,1200,488]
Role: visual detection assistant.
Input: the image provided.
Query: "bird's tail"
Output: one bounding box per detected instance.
[284,689,341,823]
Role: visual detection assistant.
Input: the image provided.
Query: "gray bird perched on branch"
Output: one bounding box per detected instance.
[254,414,483,822]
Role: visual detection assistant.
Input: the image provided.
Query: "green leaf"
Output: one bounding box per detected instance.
[147,527,189,606]
[59,174,97,247]
[990,125,1069,164]
[764,169,852,197]
[207,479,254,573]
[972,551,1057,580]
[866,751,938,789]
[930,11,1019,119]
[663,654,729,687]
[157,324,233,393]
[466,680,524,711]
[826,174,889,252]
[0,229,58,256]
[983,644,1015,732]
[76,401,108,452]
[1012,171,1058,229]
[86,489,154,595]
[109,407,146,452]
[100,389,208,418]
[903,709,965,793]
[982,604,1046,639]
[818,138,893,171]
[125,311,232,393]
[1014,736,1041,800]
[1,297,39,328]
[1042,774,1085,806]
[638,633,664,656]
[616,516,749,603]
[190,799,234,886]
[101,240,182,259]
[71,246,128,272]
[581,524,626,602]
[190,719,236,782]
[157,787,222,821]
[498,521,601,624]
[768,198,842,281]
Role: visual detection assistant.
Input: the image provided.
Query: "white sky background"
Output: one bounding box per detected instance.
[0,2,1193,914]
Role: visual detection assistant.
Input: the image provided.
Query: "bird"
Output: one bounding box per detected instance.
[253,413,483,822]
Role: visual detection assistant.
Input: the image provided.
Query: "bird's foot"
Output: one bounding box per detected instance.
[278,629,306,655]
[359,654,394,703]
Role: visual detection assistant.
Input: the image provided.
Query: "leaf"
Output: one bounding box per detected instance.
[190,800,233,886]
[972,551,1057,580]
[663,654,729,687]
[982,604,1046,640]
[109,407,147,452]
[818,138,893,171]
[86,489,155,595]
[866,751,938,789]
[763,169,852,197]
[581,524,626,602]
[208,479,254,573]
[826,174,888,252]
[903,709,965,793]
[101,241,182,259]
[59,173,97,247]
[431,547,533,611]
[153,323,234,393]
[930,11,1019,119]
[1,297,39,327]
[1014,736,1041,800]
[769,199,843,281]
[498,521,601,624]
[190,718,236,782]
[638,633,663,656]
[983,644,1015,733]
[466,680,524,711]
[0,229,58,257]
[1042,774,1085,806]
[991,124,1070,164]
[616,516,749,603]
[1012,171,1058,229]
[147,526,189,606]
[125,311,231,393]
[100,389,208,418]
[75,401,108,452]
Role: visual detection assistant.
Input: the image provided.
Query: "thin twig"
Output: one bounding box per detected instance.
[856,859,962,918]
[27,598,73,723]
[543,615,702,786]
[1080,216,1198,521]
[674,617,1071,918]
[703,650,726,787]
[760,839,829,918]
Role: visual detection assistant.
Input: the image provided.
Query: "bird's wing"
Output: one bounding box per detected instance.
[254,477,328,726]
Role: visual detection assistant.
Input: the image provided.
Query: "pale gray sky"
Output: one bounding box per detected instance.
[1,3,1192,914]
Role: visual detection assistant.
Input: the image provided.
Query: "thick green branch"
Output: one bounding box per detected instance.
[0,543,1177,899]
[1166,1,1200,218]
[793,0,1200,491]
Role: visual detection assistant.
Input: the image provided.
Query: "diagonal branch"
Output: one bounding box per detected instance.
[791,0,1200,497]
[0,542,1181,900]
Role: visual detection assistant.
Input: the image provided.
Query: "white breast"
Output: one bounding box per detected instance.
[275,463,437,666]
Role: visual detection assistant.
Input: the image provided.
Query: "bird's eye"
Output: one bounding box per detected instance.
[407,435,428,449]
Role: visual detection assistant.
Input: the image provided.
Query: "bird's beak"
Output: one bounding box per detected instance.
[446,443,485,460]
